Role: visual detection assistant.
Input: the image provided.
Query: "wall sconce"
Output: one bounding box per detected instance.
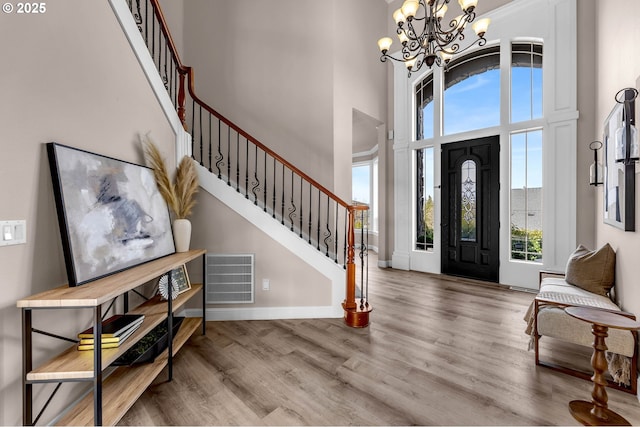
[589,140,603,186]
[614,87,639,164]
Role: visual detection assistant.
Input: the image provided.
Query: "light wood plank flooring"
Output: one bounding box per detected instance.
[119,258,640,425]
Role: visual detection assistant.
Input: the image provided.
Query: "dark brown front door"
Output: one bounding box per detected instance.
[441,136,500,282]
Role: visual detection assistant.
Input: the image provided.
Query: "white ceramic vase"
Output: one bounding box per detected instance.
[173,218,192,252]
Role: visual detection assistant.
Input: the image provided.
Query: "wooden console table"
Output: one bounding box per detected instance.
[565,306,640,426]
[18,249,206,426]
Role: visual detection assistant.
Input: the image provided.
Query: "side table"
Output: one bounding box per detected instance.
[565,306,640,426]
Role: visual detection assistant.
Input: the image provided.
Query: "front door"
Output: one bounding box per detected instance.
[441,136,500,282]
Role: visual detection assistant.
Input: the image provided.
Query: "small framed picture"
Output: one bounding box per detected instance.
[173,265,192,294]
[157,265,191,300]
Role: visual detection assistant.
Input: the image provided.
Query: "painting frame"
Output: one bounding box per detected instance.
[47,142,176,286]
[603,90,636,232]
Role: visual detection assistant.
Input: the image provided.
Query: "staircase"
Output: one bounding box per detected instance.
[114,0,372,326]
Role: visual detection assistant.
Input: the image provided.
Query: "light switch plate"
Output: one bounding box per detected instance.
[0,220,27,246]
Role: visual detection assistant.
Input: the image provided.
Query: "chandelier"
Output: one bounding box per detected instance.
[377,0,490,77]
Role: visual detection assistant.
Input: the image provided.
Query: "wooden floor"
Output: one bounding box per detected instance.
[119,257,640,426]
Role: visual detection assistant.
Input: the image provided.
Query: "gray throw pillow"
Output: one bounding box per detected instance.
[565,243,615,296]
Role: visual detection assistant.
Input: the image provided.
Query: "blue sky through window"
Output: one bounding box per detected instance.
[444,69,501,135]
[512,67,542,122]
[511,130,543,189]
[352,164,370,204]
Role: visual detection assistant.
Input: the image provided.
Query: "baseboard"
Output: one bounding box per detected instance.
[184,305,343,321]
[377,259,391,268]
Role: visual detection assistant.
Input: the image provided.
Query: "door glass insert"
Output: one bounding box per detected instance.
[461,160,477,241]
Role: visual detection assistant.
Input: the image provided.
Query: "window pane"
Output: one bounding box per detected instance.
[444,47,501,135]
[416,147,434,251]
[510,130,543,262]
[511,43,543,122]
[352,165,370,204]
[416,74,434,140]
[460,160,477,242]
[353,164,370,230]
[372,159,378,232]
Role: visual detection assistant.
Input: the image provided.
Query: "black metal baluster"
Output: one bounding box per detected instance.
[150,5,155,64]
[171,60,175,107]
[236,133,240,192]
[299,175,303,238]
[245,138,249,198]
[334,203,339,263]
[133,0,143,34]
[343,208,347,269]
[289,170,296,231]
[252,145,259,204]
[263,152,267,212]
[160,31,169,88]
[227,127,231,185]
[365,213,369,305]
[281,165,285,225]
[324,197,331,257]
[216,119,223,179]
[308,183,312,244]
[192,100,198,164]
[144,0,148,44]
[316,191,321,250]
[272,158,276,218]
[204,108,210,172]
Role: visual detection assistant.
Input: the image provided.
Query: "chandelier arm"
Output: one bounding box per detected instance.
[380,51,424,64]
[438,36,486,56]
[403,21,421,43]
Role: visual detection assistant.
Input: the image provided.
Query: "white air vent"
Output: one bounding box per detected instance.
[206,254,254,304]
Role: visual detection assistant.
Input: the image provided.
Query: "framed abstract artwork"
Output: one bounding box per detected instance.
[603,89,636,232]
[47,143,176,286]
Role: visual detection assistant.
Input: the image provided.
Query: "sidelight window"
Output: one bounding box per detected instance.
[416,147,434,251]
[510,130,543,261]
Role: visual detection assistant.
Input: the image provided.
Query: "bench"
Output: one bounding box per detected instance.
[526,270,637,394]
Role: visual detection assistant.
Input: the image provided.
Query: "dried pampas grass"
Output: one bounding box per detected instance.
[141,134,198,219]
[175,155,198,219]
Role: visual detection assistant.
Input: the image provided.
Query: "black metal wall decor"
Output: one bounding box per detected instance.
[589,141,603,186]
[603,88,637,231]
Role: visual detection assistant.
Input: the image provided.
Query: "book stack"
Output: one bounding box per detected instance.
[77,314,145,351]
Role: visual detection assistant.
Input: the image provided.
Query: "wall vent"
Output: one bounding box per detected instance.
[206,254,254,304]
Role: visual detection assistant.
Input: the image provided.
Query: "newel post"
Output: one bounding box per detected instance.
[344,207,357,311]
[342,205,372,328]
[177,71,187,130]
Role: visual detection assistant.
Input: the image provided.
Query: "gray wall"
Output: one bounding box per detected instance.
[0,1,176,424]
[594,0,640,319]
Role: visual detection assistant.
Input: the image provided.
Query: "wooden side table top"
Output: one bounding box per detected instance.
[565,306,640,331]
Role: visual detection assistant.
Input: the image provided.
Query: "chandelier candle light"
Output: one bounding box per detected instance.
[378,0,490,76]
